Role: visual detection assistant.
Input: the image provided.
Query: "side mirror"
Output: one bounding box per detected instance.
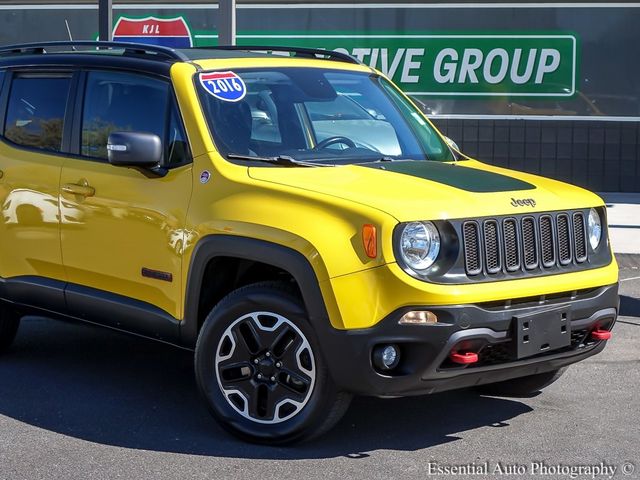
[107,132,163,173]
[444,136,461,152]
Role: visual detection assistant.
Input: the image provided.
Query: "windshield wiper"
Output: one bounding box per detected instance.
[227,153,331,168]
[362,156,418,163]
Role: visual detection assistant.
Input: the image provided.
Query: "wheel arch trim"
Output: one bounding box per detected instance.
[180,234,338,347]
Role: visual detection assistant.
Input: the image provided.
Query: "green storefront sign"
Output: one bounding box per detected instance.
[226,33,578,98]
[108,15,580,99]
[107,18,579,98]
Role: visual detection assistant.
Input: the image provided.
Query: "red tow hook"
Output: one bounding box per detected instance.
[591,329,612,341]
[450,351,479,365]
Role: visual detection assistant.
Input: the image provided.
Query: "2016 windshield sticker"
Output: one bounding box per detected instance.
[199,71,247,102]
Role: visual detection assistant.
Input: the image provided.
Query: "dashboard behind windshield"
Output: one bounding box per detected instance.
[197,67,455,164]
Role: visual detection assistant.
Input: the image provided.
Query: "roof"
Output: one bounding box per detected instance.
[0,41,361,75]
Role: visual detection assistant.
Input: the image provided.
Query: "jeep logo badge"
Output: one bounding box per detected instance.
[511,197,536,207]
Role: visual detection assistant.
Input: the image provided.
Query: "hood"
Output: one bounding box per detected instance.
[248,159,603,222]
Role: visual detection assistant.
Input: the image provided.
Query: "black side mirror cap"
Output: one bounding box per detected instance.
[107,132,166,176]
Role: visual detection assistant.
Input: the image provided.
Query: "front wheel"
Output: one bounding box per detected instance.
[194,282,351,444]
[476,368,567,397]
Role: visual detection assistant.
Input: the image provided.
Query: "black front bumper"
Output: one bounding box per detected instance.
[318,283,619,397]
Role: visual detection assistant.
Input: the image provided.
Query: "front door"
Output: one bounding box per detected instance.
[59,70,192,321]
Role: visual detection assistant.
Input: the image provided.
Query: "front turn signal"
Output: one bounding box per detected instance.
[362,224,377,259]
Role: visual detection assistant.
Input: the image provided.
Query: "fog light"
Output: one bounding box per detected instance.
[399,310,438,325]
[373,344,400,371]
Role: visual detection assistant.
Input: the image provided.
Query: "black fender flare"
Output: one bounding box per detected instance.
[180,234,333,347]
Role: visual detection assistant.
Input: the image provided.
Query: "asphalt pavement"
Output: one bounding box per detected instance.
[0,265,637,480]
[0,199,639,480]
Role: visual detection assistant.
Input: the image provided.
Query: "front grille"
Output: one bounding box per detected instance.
[503,219,520,271]
[573,212,587,262]
[571,329,591,348]
[442,329,595,370]
[476,343,512,366]
[522,217,538,269]
[557,214,572,265]
[484,220,501,273]
[539,215,555,267]
[463,210,589,277]
[462,222,482,275]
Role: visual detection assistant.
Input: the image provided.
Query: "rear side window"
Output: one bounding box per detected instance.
[4,75,71,152]
[81,71,169,160]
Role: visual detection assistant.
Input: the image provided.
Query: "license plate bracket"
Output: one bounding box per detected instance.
[514,307,571,359]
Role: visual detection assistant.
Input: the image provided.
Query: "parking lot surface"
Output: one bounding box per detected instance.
[0,260,638,480]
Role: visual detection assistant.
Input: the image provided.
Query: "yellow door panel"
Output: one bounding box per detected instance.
[59,159,192,318]
[0,71,74,282]
[0,143,65,280]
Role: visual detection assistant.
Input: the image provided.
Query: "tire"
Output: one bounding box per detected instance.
[0,304,21,354]
[476,367,567,397]
[194,281,352,444]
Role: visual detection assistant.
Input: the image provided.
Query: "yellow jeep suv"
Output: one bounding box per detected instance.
[0,41,618,444]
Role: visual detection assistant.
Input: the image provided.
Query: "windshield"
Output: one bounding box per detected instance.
[197,67,455,164]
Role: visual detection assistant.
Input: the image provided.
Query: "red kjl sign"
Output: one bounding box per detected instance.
[113,16,193,48]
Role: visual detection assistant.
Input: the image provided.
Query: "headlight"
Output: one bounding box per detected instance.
[399,221,440,271]
[588,208,602,250]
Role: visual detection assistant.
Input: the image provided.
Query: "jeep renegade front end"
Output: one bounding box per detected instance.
[0,42,618,444]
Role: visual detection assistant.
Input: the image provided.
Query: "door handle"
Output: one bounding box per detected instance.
[62,182,95,197]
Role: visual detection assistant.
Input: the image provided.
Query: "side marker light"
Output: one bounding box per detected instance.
[362,224,377,259]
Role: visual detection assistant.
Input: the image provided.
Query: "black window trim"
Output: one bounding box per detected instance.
[0,70,7,135]
[0,67,78,158]
[72,67,192,169]
[0,69,10,134]
[164,92,192,169]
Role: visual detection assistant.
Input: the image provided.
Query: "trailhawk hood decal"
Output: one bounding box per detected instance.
[248,160,602,222]
[360,161,535,192]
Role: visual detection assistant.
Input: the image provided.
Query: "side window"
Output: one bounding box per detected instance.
[166,103,190,166]
[81,71,169,160]
[4,74,71,152]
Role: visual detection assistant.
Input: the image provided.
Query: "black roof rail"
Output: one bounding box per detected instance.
[0,41,190,62]
[0,42,361,65]
[196,45,361,65]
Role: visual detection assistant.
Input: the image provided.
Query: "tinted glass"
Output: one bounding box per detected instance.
[198,68,455,164]
[4,75,71,152]
[246,88,282,144]
[82,71,169,159]
[166,104,190,166]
